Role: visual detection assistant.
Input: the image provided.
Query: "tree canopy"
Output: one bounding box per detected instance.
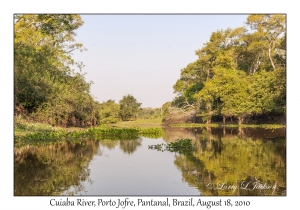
[15,14,286,127]
[169,14,286,124]
[99,100,120,124]
[14,14,100,126]
[119,95,142,121]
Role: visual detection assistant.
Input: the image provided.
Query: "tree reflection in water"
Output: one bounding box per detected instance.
[163,127,286,196]
[14,127,286,196]
[119,138,142,154]
[14,140,99,195]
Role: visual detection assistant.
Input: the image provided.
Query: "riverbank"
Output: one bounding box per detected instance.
[110,118,163,127]
[14,119,163,147]
[171,123,285,129]
[14,117,286,147]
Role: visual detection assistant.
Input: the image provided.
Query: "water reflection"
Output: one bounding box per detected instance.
[163,127,286,196]
[98,139,143,154]
[14,138,143,195]
[14,127,286,196]
[99,139,119,149]
[119,138,142,154]
[14,141,99,195]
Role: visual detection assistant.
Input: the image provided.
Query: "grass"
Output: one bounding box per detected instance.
[14,116,285,147]
[111,117,163,127]
[14,116,83,136]
[15,122,62,134]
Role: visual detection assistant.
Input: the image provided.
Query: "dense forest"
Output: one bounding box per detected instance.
[164,14,286,125]
[14,14,101,127]
[14,14,286,127]
[14,14,154,126]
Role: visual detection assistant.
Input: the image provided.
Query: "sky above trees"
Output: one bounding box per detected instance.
[72,15,249,107]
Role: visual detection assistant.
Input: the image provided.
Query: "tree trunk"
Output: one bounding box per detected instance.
[206,117,211,124]
[238,127,245,138]
[238,116,244,125]
[207,68,210,80]
[269,42,276,70]
[252,56,261,74]
[223,116,226,124]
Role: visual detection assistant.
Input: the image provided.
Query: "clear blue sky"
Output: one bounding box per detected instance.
[72,14,249,108]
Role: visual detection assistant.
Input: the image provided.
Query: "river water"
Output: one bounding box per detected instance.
[14,127,286,196]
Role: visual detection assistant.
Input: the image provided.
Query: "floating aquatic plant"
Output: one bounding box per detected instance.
[14,125,164,147]
[172,123,219,128]
[148,138,196,153]
[223,124,285,129]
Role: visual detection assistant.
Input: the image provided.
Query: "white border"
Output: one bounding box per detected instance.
[2,1,296,209]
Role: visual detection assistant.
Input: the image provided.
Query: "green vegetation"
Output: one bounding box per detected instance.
[138,127,164,139]
[166,14,286,125]
[14,14,163,130]
[14,14,286,196]
[159,128,286,195]
[112,117,163,127]
[149,138,196,153]
[99,100,121,124]
[96,97,163,125]
[172,123,219,128]
[98,101,162,125]
[186,136,285,195]
[138,107,162,119]
[15,119,63,134]
[15,140,99,195]
[119,95,142,121]
[138,127,163,134]
[170,123,285,129]
[14,14,285,147]
[14,14,100,127]
[223,124,285,129]
[14,121,163,147]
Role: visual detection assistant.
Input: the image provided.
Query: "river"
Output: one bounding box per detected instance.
[14,127,286,196]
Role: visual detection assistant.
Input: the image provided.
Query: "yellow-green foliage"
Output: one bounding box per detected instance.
[14,15,100,127]
[169,14,286,124]
[172,123,218,128]
[224,124,285,128]
[172,136,286,195]
[14,140,99,195]
[149,138,196,153]
[14,123,164,146]
[99,100,120,124]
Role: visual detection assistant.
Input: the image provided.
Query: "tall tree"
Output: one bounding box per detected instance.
[99,100,120,124]
[14,14,99,127]
[169,14,286,124]
[119,95,142,121]
[246,14,286,71]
